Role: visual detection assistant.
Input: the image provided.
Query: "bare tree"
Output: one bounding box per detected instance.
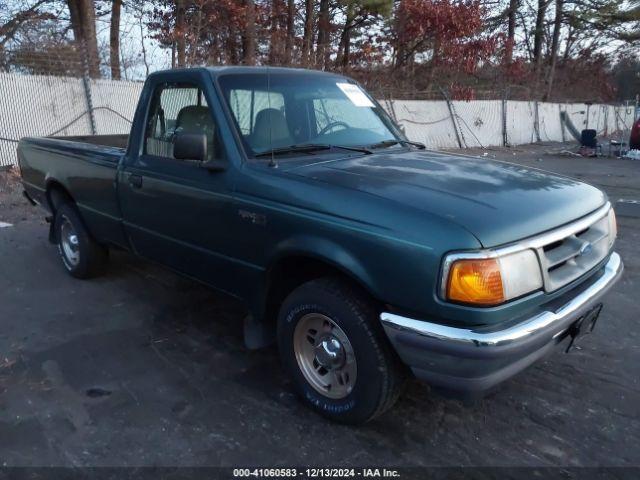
[545,0,563,99]
[67,0,101,77]
[316,0,329,69]
[335,2,355,69]
[175,0,186,67]
[137,4,149,75]
[285,0,295,63]
[505,0,519,63]
[268,0,287,64]
[110,0,121,79]
[301,0,314,65]
[532,0,550,66]
[242,0,256,64]
[0,0,51,46]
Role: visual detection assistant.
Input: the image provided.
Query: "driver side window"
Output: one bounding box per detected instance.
[144,83,222,161]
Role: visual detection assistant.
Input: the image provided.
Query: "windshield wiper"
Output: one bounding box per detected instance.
[367,139,426,150]
[255,143,372,158]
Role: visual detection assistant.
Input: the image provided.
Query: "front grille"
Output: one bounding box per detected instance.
[537,209,612,292]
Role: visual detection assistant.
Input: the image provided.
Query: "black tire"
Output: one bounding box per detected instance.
[277,277,406,424]
[54,203,108,279]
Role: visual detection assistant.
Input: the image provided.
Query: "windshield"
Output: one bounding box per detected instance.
[217,73,403,157]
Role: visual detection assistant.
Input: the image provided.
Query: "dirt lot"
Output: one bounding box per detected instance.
[0,144,638,468]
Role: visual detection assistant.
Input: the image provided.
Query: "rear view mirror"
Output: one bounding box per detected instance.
[174,133,207,162]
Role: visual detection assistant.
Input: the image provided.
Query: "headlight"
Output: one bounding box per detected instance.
[443,250,543,306]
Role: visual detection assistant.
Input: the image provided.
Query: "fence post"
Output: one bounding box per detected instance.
[81,43,98,135]
[560,104,566,142]
[439,87,463,149]
[501,88,509,146]
[533,101,541,143]
[385,89,398,124]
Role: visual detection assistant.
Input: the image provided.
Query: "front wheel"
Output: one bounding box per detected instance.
[277,277,406,424]
[54,203,108,279]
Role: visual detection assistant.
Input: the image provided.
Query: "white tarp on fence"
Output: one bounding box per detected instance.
[0,72,636,166]
[0,73,143,166]
[387,100,457,149]
[89,78,143,135]
[388,98,635,149]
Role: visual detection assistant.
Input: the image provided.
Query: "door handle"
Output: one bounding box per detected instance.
[128,174,143,189]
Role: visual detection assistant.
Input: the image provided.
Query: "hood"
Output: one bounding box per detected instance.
[285,150,606,247]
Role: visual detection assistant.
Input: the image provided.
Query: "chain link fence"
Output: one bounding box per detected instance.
[0,72,142,167]
[380,97,636,150]
[0,69,636,167]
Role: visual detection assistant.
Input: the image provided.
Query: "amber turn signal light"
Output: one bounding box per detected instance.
[446,258,505,306]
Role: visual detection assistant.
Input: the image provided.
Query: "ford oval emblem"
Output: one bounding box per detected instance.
[579,242,593,256]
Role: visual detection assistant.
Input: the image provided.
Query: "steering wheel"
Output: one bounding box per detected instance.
[318,121,349,136]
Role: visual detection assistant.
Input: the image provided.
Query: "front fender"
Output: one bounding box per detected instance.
[268,234,379,298]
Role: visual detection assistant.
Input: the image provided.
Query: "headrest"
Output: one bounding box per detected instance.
[252,108,292,149]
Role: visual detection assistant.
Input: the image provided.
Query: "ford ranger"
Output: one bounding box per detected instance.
[18,67,623,424]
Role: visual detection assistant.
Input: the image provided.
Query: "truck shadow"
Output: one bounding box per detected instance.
[101,247,485,426]
[95,248,467,420]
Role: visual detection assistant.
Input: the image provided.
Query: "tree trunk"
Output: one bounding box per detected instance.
[269,0,278,63]
[67,0,101,78]
[138,6,150,76]
[242,0,256,65]
[285,0,295,64]
[562,23,574,61]
[109,0,121,79]
[533,0,548,66]
[544,0,563,100]
[301,0,314,65]
[532,0,549,96]
[392,7,407,68]
[67,0,82,48]
[505,0,518,64]
[316,0,330,69]
[175,0,186,67]
[336,4,354,70]
[80,0,100,77]
[518,10,533,59]
[424,38,440,92]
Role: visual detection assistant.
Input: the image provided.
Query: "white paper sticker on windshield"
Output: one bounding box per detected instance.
[336,82,374,107]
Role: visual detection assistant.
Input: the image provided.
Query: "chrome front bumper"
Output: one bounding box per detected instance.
[380,252,623,396]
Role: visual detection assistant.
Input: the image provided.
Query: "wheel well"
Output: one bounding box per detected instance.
[263,255,379,326]
[46,181,74,213]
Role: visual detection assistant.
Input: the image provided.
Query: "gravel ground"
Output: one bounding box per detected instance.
[0,167,30,224]
[0,145,638,468]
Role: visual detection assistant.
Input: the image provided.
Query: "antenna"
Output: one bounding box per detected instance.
[267,64,278,168]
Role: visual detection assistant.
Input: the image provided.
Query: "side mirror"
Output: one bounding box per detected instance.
[174,132,207,162]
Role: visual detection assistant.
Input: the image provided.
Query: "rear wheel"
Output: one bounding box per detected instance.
[54,203,108,278]
[278,277,406,424]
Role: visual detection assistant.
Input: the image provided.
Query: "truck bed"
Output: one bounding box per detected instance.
[18,134,127,247]
[51,134,129,149]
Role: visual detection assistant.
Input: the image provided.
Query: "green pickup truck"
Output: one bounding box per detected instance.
[18,67,623,424]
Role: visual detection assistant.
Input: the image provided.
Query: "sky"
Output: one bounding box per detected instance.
[94,3,171,81]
